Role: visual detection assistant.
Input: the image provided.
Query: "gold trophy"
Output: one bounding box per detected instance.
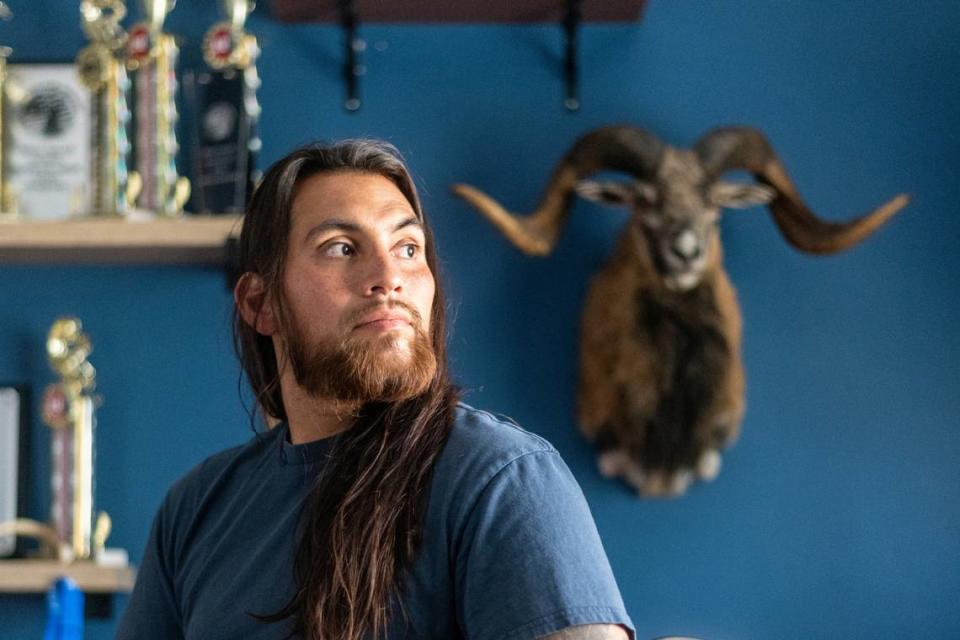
[0,1,15,215]
[126,0,189,216]
[41,317,111,561]
[76,0,140,216]
[0,317,112,561]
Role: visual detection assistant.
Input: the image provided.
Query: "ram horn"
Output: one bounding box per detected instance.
[452,126,666,256]
[695,126,909,254]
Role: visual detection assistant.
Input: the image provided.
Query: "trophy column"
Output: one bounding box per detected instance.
[0,46,12,216]
[126,0,189,217]
[76,0,139,217]
[0,2,14,215]
[42,318,109,561]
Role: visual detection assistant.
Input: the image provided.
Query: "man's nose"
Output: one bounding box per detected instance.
[365,251,403,296]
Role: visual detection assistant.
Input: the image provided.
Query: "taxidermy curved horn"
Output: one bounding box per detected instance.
[694,126,909,254]
[452,126,666,256]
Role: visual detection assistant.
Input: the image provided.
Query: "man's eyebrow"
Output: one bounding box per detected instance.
[303,219,360,244]
[394,216,423,233]
[303,216,423,244]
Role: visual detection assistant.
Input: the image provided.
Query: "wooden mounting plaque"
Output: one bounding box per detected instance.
[269,0,647,23]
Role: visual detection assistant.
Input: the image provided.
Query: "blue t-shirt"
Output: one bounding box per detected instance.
[117,404,634,639]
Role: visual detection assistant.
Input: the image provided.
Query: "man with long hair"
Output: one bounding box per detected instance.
[118,140,634,640]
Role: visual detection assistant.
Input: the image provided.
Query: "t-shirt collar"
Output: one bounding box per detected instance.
[275,421,340,466]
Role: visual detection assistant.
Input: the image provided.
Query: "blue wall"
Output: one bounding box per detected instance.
[3,1,958,638]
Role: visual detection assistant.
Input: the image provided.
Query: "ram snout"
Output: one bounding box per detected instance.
[657,223,714,291]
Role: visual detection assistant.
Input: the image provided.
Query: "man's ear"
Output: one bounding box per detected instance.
[235,272,277,336]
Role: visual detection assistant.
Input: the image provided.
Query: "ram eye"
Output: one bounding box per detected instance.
[635,183,659,206]
[641,214,663,230]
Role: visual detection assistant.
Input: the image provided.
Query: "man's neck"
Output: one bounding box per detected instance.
[280,374,358,444]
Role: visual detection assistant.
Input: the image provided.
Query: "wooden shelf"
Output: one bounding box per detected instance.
[0,559,135,593]
[0,215,242,265]
[270,0,647,23]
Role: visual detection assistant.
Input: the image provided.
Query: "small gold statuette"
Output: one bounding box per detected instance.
[76,0,140,216]
[126,0,190,216]
[194,0,261,214]
[203,0,258,71]
[42,317,109,561]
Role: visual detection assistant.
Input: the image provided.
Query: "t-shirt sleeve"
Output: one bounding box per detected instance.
[454,449,635,640]
[115,496,184,640]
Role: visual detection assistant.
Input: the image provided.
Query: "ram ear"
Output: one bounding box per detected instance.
[576,180,656,209]
[709,181,775,209]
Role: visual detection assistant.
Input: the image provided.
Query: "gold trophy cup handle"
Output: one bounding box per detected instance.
[142,0,176,32]
[224,0,255,31]
[173,176,191,214]
[0,519,72,561]
[126,171,143,208]
[93,511,112,555]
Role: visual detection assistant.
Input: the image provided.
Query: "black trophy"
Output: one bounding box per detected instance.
[191,0,260,215]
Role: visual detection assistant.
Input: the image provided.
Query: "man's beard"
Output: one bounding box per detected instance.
[284,300,437,404]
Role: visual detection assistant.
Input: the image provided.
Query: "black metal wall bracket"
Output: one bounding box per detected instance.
[339,0,362,112]
[563,0,581,111]
[331,0,581,113]
[225,235,240,291]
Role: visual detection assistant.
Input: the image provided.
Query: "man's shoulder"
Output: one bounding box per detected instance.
[164,428,279,511]
[451,402,556,452]
[438,402,559,482]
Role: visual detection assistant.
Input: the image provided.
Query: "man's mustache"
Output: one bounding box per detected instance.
[344,300,426,331]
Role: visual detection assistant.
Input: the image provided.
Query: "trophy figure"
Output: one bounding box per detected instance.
[0,2,15,215]
[41,317,110,561]
[194,0,260,214]
[76,0,140,216]
[126,0,189,216]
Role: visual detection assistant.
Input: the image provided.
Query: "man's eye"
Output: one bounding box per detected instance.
[399,244,419,259]
[322,242,354,257]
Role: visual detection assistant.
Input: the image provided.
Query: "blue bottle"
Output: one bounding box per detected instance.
[43,576,84,640]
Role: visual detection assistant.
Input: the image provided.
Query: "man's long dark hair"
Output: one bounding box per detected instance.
[233,140,459,640]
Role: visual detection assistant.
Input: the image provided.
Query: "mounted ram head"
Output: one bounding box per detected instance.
[453,125,908,497]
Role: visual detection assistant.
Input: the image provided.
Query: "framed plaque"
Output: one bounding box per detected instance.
[5,62,91,219]
[0,384,29,558]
